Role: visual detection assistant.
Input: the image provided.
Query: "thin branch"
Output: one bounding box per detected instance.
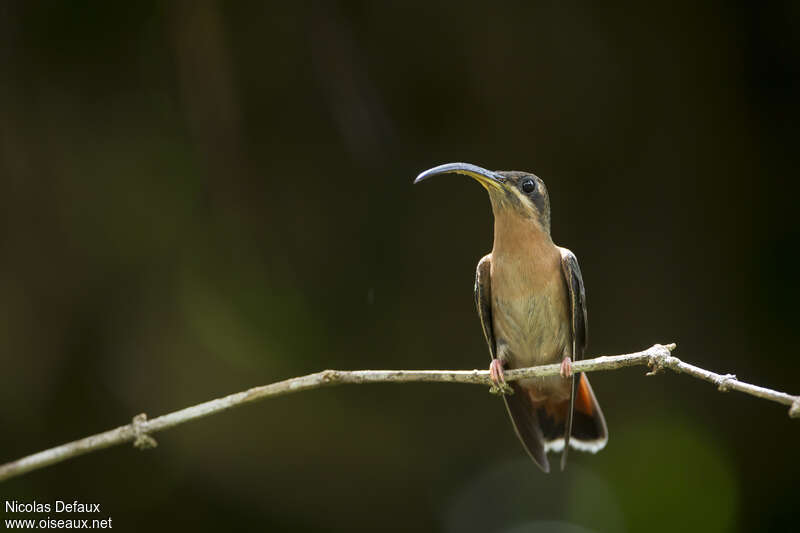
[1,343,797,483]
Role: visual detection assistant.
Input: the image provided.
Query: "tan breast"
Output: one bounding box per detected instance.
[489,214,571,371]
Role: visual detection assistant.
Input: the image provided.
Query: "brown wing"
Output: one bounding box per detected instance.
[474,254,496,359]
[558,247,588,470]
[475,254,550,472]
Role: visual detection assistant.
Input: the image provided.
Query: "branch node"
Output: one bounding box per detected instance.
[790,399,800,419]
[716,374,737,392]
[646,344,677,376]
[489,383,514,395]
[646,365,662,376]
[132,413,158,450]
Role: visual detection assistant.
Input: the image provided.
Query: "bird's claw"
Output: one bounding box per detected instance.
[560,356,573,379]
[489,359,514,395]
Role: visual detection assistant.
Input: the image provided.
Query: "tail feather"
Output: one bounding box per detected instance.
[503,382,550,472]
[542,374,608,454]
[503,374,607,473]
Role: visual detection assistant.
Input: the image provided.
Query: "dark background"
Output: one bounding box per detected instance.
[2,2,799,532]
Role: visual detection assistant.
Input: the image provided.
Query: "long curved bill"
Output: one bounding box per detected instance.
[413,162,505,190]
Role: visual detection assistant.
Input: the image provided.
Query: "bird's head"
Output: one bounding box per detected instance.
[414,162,551,234]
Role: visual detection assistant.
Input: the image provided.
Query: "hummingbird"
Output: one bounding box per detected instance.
[414,162,607,472]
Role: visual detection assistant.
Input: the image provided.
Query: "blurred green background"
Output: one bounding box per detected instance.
[1,1,799,532]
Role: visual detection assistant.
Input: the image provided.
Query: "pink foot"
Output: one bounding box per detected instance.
[489,359,513,395]
[560,356,573,378]
[490,358,504,384]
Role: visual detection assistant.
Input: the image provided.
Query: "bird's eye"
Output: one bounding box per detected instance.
[521,178,536,194]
